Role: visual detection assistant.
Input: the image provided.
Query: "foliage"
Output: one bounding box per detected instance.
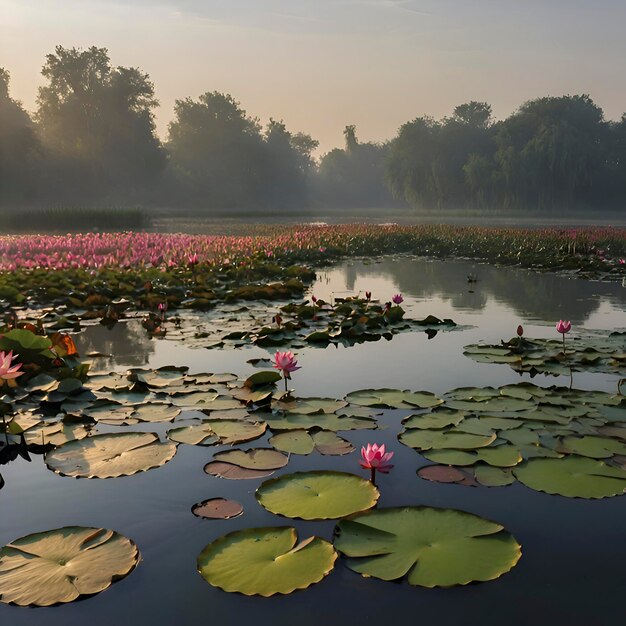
[0,527,139,606]
[405,383,626,498]
[197,527,337,596]
[334,506,521,587]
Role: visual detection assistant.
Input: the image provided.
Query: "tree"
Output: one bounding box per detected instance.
[315,125,397,208]
[262,119,318,207]
[0,69,42,203]
[167,92,267,208]
[492,95,607,208]
[36,46,165,201]
[385,103,495,209]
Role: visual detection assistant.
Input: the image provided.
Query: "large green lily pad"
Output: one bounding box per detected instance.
[45,432,176,478]
[256,471,379,520]
[212,448,288,470]
[513,456,626,498]
[334,506,521,587]
[0,527,139,606]
[269,430,354,455]
[197,527,337,596]
[167,420,266,446]
[345,389,443,409]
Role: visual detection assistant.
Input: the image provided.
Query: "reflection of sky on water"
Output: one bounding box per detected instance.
[75,257,626,396]
[3,257,626,626]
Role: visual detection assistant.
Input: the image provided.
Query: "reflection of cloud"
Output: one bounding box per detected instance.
[75,320,155,369]
[337,259,626,325]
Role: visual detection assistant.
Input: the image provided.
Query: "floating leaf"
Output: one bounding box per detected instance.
[269,430,354,456]
[345,389,443,409]
[256,471,379,520]
[557,435,626,459]
[513,456,626,498]
[45,432,176,478]
[474,465,515,487]
[192,498,243,520]
[197,527,337,596]
[167,420,266,446]
[399,429,496,451]
[0,527,139,606]
[212,448,288,470]
[417,465,477,486]
[334,506,521,587]
[266,412,375,432]
[204,461,275,480]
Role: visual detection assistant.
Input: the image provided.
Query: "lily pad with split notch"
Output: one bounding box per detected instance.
[197,527,337,596]
[334,506,521,588]
[0,526,139,606]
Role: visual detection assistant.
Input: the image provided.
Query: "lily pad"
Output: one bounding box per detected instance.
[192,498,244,520]
[167,420,266,446]
[204,461,276,480]
[45,432,176,478]
[334,506,521,587]
[269,430,354,456]
[0,527,139,606]
[197,527,337,596]
[256,471,379,520]
[513,456,626,498]
[212,448,288,470]
[345,389,443,409]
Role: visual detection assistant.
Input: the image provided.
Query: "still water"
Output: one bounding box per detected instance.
[1,257,625,626]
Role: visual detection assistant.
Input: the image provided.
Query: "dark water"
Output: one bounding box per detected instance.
[1,257,625,626]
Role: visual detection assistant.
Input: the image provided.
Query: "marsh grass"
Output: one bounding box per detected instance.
[0,207,149,233]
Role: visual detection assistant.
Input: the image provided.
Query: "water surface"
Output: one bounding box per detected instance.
[1,257,625,626]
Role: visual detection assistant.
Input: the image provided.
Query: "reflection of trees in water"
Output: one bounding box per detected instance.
[74,320,154,369]
[342,259,626,324]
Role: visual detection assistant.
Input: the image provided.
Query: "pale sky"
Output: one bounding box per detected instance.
[2,0,626,154]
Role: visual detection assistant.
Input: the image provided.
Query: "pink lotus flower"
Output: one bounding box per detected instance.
[272,351,301,392]
[392,294,404,305]
[0,351,24,381]
[556,320,571,334]
[360,443,394,481]
[517,325,523,337]
[188,253,199,267]
[556,320,572,355]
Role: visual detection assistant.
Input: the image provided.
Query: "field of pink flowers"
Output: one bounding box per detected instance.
[0,224,625,271]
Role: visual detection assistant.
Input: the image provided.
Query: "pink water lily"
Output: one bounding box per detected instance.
[392,293,404,305]
[272,351,301,392]
[360,443,394,483]
[556,320,571,334]
[0,351,24,381]
[556,320,572,354]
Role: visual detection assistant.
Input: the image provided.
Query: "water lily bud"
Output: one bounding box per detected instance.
[517,325,523,337]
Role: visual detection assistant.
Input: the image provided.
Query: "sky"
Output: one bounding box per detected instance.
[2,0,626,154]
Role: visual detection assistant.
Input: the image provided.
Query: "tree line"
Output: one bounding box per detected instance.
[1,46,625,212]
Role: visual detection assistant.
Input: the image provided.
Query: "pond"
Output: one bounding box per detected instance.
[1,256,625,625]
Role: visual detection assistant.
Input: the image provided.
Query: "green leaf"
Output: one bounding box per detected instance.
[244,370,281,387]
[212,448,288,470]
[167,419,266,446]
[269,430,354,455]
[513,456,626,498]
[399,429,496,451]
[334,507,521,587]
[197,527,337,596]
[256,471,379,520]
[345,389,443,409]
